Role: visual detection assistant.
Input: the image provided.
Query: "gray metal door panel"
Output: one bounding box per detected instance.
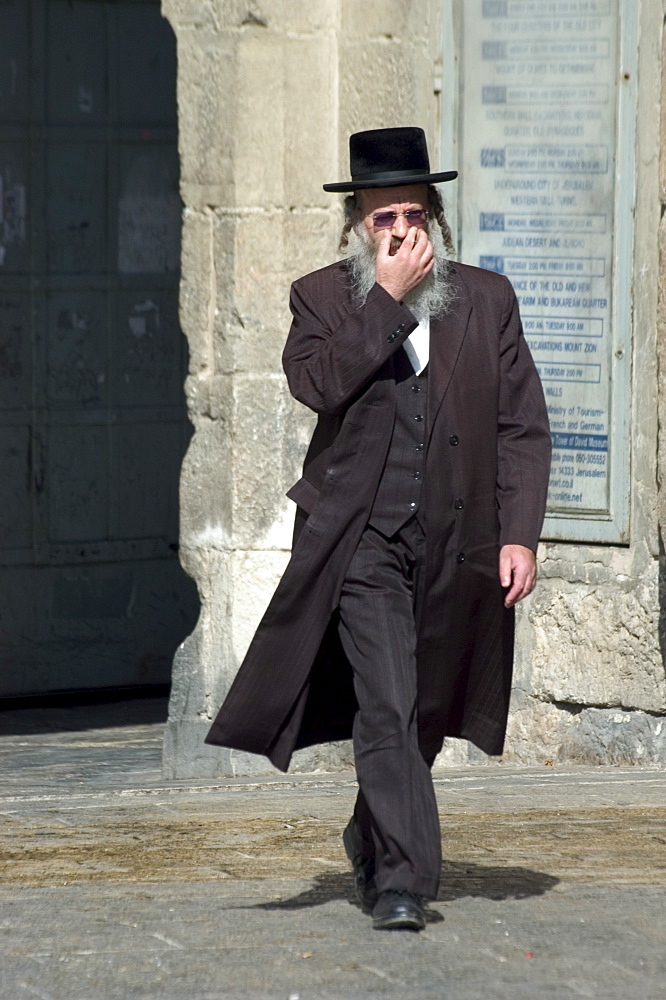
[0,1,30,122]
[0,141,30,273]
[47,424,109,543]
[113,421,182,540]
[0,0,197,697]
[116,6,177,125]
[46,142,108,273]
[46,1,107,125]
[118,145,180,274]
[46,291,107,407]
[0,424,32,549]
[0,292,32,408]
[115,288,183,406]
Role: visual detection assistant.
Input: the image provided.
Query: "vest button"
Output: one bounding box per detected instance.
[457,552,465,564]
[454,498,464,509]
[413,471,422,480]
[415,443,424,452]
[449,434,459,445]
[411,384,421,392]
[414,414,424,422]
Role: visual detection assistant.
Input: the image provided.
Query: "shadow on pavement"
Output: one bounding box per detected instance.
[438,858,559,901]
[0,693,169,737]
[250,860,559,911]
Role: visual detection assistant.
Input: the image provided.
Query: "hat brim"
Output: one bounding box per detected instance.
[323,170,458,193]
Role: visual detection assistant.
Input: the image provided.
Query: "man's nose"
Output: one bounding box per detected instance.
[391,213,409,237]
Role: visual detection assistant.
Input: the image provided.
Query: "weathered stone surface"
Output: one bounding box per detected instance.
[228,549,291,659]
[163,715,231,779]
[163,0,446,779]
[165,0,666,779]
[341,0,432,37]
[204,0,338,34]
[235,35,336,209]
[225,210,337,374]
[179,208,215,373]
[505,697,666,767]
[174,28,238,197]
[560,707,666,765]
[528,568,666,714]
[339,42,436,150]
[178,411,233,545]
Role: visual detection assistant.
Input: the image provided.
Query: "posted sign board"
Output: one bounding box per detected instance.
[456,0,635,542]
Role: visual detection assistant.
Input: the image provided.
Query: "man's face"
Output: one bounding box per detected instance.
[359,184,429,255]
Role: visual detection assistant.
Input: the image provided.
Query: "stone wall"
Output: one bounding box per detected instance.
[161,0,443,777]
[499,0,666,769]
[442,0,666,770]
[163,0,666,779]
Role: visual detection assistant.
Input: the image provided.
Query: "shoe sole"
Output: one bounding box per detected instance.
[373,915,425,931]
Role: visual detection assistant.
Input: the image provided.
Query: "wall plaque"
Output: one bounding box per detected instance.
[455,0,636,542]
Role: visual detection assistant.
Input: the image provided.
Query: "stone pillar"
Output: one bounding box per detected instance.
[161,0,442,778]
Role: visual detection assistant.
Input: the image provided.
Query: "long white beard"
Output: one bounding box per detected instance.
[346,222,455,320]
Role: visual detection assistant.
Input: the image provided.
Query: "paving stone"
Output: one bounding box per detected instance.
[0,700,665,1000]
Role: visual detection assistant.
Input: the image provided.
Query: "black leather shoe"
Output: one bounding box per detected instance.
[342,818,378,912]
[372,889,426,931]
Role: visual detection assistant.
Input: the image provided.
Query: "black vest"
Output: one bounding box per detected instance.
[368,346,427,536]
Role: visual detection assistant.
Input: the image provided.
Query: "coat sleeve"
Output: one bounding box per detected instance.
[282,273,418,415]
[496,276,552,552]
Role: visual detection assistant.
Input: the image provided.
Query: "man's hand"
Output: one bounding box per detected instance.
[499,544,537,608]
[375,226,434,302]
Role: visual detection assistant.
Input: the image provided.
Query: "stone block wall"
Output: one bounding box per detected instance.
[163,0,666,778]
[444,0,666,770]
[161,0,443,777]
[499,0,666,769]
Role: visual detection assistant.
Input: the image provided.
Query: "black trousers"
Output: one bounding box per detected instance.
[337,518,441,900]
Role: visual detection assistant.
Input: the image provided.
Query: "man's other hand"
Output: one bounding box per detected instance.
[499,544,537,608]
[375,227,434,302]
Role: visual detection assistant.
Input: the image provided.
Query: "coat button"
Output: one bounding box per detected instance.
[387,332,397,342]
[411,384,421,393]
[414,414,424,422]
[395,323,405,334]
[415,443,424,452]
[457,552,465,564]
[413,471,422,480]
[409,502,418,511]
[454,498,464,509]
[449,434,459,446]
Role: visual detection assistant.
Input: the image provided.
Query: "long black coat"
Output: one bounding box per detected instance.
[206,261,551,770]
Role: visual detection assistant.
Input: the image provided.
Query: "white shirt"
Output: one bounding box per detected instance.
[402,315,430,376]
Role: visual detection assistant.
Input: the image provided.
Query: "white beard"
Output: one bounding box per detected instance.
[346,222,455,320]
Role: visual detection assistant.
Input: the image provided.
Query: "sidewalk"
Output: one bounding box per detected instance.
[1,698,665,1000]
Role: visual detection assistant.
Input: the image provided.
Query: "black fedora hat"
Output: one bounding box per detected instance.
[323,127,457,193]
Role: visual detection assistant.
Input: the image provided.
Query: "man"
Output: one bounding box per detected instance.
[206,127,551,931]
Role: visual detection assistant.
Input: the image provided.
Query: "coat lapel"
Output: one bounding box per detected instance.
[427,276,473,436]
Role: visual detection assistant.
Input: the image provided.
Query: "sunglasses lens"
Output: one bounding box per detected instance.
[372,210,428,229]
[406,210,427,226]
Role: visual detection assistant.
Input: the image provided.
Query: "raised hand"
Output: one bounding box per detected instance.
[375,226,434,302]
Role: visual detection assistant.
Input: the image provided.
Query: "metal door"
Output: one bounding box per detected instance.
[0,0,197,696]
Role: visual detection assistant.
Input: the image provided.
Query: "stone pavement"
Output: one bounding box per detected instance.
[1,698,665,1000]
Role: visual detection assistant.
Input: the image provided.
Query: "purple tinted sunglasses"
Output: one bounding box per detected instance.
[372,209,428,230]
